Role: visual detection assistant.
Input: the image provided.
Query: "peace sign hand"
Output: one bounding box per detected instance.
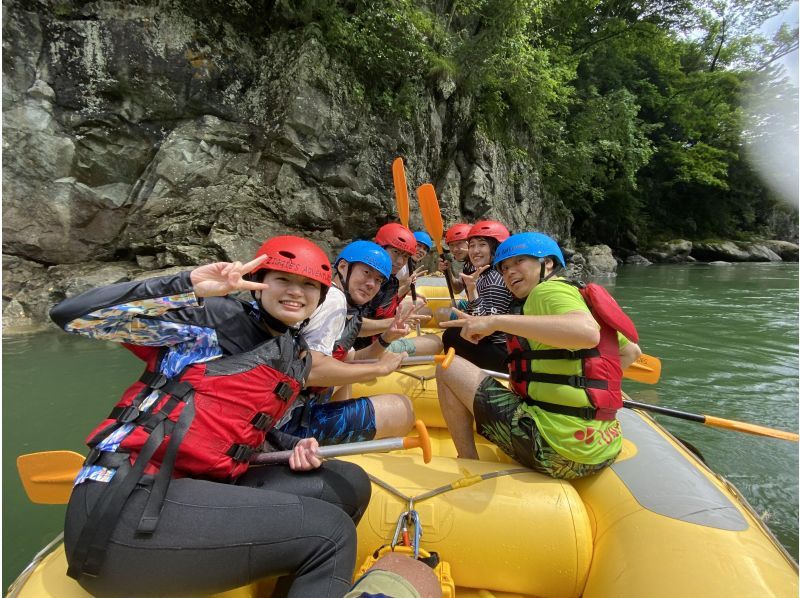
[438,308,498,344]
[190,255,270,298]
[459,264,490,293]
[381,303,417,344]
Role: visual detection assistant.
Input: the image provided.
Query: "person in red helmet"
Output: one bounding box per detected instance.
[355,223,441,357]
[50,236,371,597]
[438,223,472,294]
[441,220,514,371]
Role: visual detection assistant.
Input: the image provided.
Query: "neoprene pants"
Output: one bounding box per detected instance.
[443,327,509,372]
[64,459,371,597]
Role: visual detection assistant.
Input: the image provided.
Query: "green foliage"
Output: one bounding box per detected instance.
[171,0,798,246]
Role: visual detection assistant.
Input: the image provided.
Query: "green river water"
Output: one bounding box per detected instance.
[3,262,798,589]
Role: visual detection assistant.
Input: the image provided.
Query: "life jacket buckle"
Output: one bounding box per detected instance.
[250,412,273,430]
[117,405,141,424]
[226,444,255,462]
[274,381,294,401]
[84,447,103,466]
[568,375,588,388]
[149,374,168,390]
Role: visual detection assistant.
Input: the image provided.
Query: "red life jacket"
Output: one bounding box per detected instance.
[85,331,310,481]
[505,281,638,421]
[69,331,311,580]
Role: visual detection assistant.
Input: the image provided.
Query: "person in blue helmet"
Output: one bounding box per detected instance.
[412,231,433,264]
[436,232,642,479]
[284,240,418,445]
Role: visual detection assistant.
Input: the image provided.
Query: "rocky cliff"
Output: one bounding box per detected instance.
[3,0,571,331]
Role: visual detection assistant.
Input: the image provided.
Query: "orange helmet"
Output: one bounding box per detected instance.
[252,236,332,288]
[374,223,416,255]
[445,223,471,244]
[467,220,510,244]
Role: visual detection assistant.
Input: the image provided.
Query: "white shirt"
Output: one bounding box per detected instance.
[301,285,347,355]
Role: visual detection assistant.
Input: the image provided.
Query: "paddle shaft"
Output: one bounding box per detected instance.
[479,369,798,441]
[251,437,408,464]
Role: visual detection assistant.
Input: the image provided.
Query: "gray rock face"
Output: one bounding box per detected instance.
[577,244,618,277]
[643,239,692,263]
[625,254,652,266]
[762,240,799,261]
[691,241,782,263]
[3,1,569,329]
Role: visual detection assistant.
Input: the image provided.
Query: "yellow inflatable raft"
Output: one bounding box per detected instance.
[9,317,798,597]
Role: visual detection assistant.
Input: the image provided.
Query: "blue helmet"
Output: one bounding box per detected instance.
[413,231,433,250]
[494,232,566,269]
[335,240,392,280]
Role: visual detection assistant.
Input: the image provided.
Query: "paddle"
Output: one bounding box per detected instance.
[351,347,456,369]
[254,419,432,464]
[17,422,434,505]
[392,157,421,335]
[417,183,457,308]
[477,367,798,442]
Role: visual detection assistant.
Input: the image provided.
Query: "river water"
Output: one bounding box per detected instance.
[3,262,798,589]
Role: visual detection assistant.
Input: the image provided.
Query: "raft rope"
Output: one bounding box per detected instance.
[367,466,530,557]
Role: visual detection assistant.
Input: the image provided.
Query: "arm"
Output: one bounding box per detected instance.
[441,310,601,350]
[306,350,404,386]
[50,257,269,346]
[619,341,642,370]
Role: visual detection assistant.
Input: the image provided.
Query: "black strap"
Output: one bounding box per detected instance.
[136,394,197,534]
[506,348,600,362]
[514,371,609,390]
[226,444,258,462]
[68,420,168,579]
[522,397,599,421]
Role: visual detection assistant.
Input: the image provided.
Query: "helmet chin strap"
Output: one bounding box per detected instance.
[539,259,562,283]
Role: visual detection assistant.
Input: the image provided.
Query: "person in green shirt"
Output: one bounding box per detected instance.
[437,232,642,479]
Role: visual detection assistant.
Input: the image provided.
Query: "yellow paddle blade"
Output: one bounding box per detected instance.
[703,416,799,442]
[416,183,444,254]
[17,450,83,504]
[392,158,410,227]
[623,353,661,384]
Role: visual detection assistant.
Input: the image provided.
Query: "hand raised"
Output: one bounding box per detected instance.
[190,255,270,298]
[459,264,490,290]
[438,308,497,344]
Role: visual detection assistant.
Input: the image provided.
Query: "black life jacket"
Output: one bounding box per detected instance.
[505,281,638,421]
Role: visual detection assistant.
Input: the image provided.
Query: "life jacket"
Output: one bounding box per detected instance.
[332,305,364,361]
[505,281,638,421]
[68,331,310,579]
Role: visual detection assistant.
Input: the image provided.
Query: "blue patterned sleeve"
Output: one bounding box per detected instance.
[50,271,210,346]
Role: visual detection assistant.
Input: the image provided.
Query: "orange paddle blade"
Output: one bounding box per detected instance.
[623,354,661,384]
[416,183,444,254]
[17,450,83,504]
[703,416,799,442]
[392,158,410,227]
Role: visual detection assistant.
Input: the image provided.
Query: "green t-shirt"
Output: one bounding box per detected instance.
[521,279,624,465]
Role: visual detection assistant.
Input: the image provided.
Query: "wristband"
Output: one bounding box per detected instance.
[377,335,391,348]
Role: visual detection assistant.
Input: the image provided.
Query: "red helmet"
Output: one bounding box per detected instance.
[467,220,510,243]
[252,236,332,288]
[374,223,416,255]
[445,223,471,244]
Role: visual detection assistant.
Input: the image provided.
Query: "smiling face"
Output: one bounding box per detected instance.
[384,246,412,276]
[413,243,429,263]
[498,255,543,298]
[467,237,495,268]
[258,270,321,325]
[447,240,469,262]
[337,260,385,305]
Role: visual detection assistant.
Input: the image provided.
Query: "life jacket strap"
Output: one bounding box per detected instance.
[515,371,609,390]
[522,397,613,421]
[227,444,258,462]
[505,348,600,362]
